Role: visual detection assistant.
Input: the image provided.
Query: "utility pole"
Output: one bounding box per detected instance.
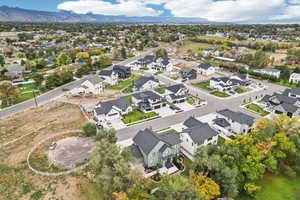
[32,90,38,107]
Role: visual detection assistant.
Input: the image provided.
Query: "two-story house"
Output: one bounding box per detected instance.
[215,109,254,134]
[93,98,132,125]
[131,91,166,112]
[113,65,131,79]
[289,73,300,84]
[151,57,173,72]
[69,75,104,96]
[99,70,119,86]
[253,68,281,79]
[133,76,160,91]
[131,129,181,168]
[181,69,197,81]
[180,117,219,156]
[198,63,215,76]
[164,84,189,104]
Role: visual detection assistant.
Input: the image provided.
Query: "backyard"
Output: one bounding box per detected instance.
[245,103,270,116]
[238,175,300,200]
[107,74,141,90]
[122,109,158,124]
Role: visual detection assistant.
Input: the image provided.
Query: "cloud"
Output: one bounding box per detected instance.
[57,0,163,17]
[57,0,300,22]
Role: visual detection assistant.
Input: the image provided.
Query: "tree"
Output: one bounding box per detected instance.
[32,73,44,87]
[83,122,97,136]
[75,52,90,62]
[191,172,220,200]
[17,52,26,59]
[95,128,117,143]
[155,174,203,200]
[121,47,127,59]
[0,81,21,106]
[57,53,71,66]
[112,192,129,200]
[0,55,5,66]
[155,48,168,58]
[25,60,37,69]
[97,55,112,69]
[244,183,261,197]
[250,50,270,69]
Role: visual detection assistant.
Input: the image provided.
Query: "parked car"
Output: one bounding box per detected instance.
[49,142,57,150]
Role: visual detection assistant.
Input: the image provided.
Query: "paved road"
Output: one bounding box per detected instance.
[0,48,159,119]
[116,76,287,142]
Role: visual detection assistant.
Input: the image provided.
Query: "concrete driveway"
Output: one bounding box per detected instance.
[110,118,127,130]
[155,106,176,117]
[176,102,195,111]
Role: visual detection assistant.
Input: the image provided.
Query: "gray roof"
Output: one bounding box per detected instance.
[132,90,162,101]
[277,103,299,113]
[271,93,297,105]
[183,124,219,143]
[130,144,143,159]
[133,129,180,155]
[183,117,205,128]
[133,76,159,89]
[213,118,230,128]
[83,75,104,85]
[217,109,254,126]
[166,84,186,94]
[199,63,212,70]
[6,65,25,72]
[99,70,113,76]
[290,88,300,96]
[94,98,131,115]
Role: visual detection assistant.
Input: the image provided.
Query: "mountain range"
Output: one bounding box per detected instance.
[0,6,210,23]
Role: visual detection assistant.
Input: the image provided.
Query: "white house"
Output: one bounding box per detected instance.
[93,98,132,126]
[198,63,215,76]
[151,57,173,72]
[133,76,160,91]
[180,117,219,156]
[69,75,104,96]
[215,109,254,135]
[289,73,300,84]
[164,84,189,104]
[253,68,281,79]
[99,70,119,86]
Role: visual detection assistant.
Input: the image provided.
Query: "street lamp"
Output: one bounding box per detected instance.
[32,89,39,107]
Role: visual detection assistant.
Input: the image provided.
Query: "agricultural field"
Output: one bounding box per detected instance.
[0,101,101,200]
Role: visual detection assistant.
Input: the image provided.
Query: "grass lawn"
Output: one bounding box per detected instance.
[17,82,38,93]
[193,81,213,91]
[187,98,195,105]
[122,109,158,124]
[237,175,300,200]
[122,85,133,94]
[108,74,141,90]
[245,103,270,116]
[180,42,215,53]
[212,91,230,98]
[270,80,298,88]
[155,87,165,94]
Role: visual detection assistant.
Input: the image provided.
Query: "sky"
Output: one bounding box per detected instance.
[1,0,300,23]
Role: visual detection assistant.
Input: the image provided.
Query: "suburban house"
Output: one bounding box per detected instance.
[289,73,300,84]
[4,64,26,83]
[93,98,132,125]
[131,91,166,112]
[253,68,281,79]
[210,74,250,92]
[133,76,160,91]
[181,69,197,81]
[151,57,173,72]
[113,65,131,79]
[181,117,219,156]
[260,89,300,117]
[215,109,255,134]
[99,70,118,86]
[135,55,156,68]
[69,75,104,96]
[198,63,215,76]
[164,84,189,104]
[131,129,181,168]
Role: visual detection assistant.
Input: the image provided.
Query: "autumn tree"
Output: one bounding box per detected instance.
[191,172,220,200]
[57,53,71,66]
[0,81,21,106]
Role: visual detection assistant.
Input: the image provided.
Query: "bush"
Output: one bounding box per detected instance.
[83,122,97,136]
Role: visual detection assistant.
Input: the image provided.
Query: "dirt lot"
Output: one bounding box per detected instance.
[0,101,102,200]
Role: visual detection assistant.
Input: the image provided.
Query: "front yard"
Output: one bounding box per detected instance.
[211,91,230,98]
[235,87,251,94]
[122,109,158,124]
[245,103,270,116]
[107,74,141,90]
[192,81,213,91]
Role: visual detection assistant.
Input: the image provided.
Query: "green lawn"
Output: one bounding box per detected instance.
[17,82,38,93]
[122,86,133,94]
[235,88,246,94]
[155,87,165,94]
[180,42,215,53]
[211,91,230,98]
[108,74,141,90]
[245,103,270,116]
[238,175,300,200]
[193,81,213,91]
[122,109,158,124]
[187,98,195,105]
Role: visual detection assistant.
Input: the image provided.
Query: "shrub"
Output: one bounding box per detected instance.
[83,122,97,136]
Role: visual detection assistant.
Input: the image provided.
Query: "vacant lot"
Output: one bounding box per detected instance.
[0,101,102,200]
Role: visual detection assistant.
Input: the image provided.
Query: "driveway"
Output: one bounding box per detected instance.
[110,118,127,130]
[155,106,176,117]
[176,102,195,111]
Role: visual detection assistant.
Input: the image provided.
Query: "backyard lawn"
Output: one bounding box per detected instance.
[17,82,38,93]
[238,175,300,200]
[245,103,270,116]
[122,109,158,124]
[211,91,230,98]
[193,81,213,91]
[108,74,141,90]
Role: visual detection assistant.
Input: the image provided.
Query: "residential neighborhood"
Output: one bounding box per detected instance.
[1,7,300,200]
